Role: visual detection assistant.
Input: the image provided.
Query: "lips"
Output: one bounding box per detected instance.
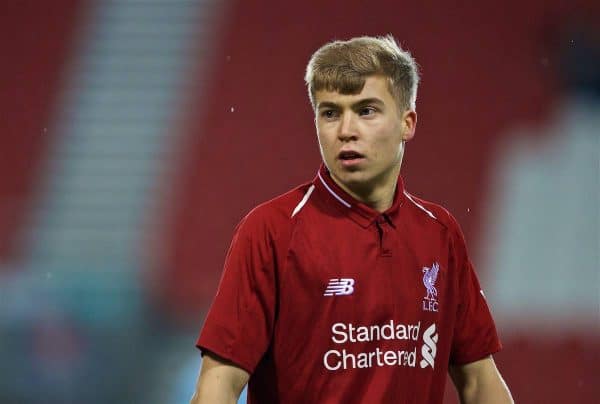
[338,150,365,160]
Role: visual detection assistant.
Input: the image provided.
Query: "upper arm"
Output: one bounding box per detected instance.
[190,351,250,404]
[447,213,502,364]
[449,355,513,404]
[196,210,280,373]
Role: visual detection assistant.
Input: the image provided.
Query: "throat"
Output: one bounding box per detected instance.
[361,190,395,212]
[338,179,396,212]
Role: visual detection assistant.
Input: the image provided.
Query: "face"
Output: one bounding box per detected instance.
[314,75,416,198]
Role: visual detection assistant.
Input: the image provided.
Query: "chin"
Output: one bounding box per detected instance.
[334,162,400,189]
[334,169,372,187]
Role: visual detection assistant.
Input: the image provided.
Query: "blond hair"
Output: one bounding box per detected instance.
[305,35,420,111]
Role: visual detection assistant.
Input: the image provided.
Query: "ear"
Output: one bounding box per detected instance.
[401,110,417,141]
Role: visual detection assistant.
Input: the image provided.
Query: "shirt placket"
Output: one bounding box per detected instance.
[375,215,393,257]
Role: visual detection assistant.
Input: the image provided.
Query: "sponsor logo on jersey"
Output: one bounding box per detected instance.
[324,278,355,296]
[419,323,438,369]
[422,262,440,312]
[322,320,439,372]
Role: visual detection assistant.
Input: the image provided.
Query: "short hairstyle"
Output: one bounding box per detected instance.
[304,35,420,111]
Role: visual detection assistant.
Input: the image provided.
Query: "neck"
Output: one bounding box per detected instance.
[330,169,400,213]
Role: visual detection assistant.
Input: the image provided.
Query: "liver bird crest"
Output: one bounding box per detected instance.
[422,262,440,300]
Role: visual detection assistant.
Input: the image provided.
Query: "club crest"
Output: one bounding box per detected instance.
[422,262,440,312]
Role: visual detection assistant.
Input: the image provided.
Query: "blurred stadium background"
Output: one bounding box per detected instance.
[0,1,598,403]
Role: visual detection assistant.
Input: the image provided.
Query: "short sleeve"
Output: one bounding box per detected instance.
[449,217,502,365]
[196,210,277,374]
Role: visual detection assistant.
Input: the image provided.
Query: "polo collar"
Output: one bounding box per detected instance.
[313,164,405,228]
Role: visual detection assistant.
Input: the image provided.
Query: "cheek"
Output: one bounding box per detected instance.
[373,127,403,160]
[316,133,335,158]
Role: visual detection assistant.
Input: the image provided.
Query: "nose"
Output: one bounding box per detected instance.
[338,112,358,142]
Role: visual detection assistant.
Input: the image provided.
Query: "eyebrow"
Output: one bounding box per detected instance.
[317,97,385,110]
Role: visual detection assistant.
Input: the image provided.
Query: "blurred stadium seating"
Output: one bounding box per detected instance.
[0,0,597,402]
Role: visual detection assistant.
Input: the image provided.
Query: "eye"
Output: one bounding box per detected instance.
[359,106,377,116]
[320,109,339,119]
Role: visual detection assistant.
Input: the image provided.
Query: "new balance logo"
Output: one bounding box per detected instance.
[324,278,355,296]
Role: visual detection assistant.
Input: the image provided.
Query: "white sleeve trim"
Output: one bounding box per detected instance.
[291,185,315,217]
[404,191,437,219]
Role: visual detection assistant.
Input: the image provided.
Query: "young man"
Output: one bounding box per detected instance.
[190,35,513,403]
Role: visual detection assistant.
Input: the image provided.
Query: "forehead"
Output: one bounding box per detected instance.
[314,76,395,107]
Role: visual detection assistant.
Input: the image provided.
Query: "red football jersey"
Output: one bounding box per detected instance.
[197,165,501,403]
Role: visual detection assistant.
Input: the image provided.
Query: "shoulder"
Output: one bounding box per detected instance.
[236,182,314,238]
[403,191,463,236]
[403,192,472,268]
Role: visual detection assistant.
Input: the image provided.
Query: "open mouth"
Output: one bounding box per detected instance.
[338,150,364,160]
[338,150,365,167]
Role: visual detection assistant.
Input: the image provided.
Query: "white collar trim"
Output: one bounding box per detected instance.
[318,171,351,208]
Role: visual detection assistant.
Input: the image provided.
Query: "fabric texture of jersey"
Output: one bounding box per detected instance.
[197,164,501,404]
